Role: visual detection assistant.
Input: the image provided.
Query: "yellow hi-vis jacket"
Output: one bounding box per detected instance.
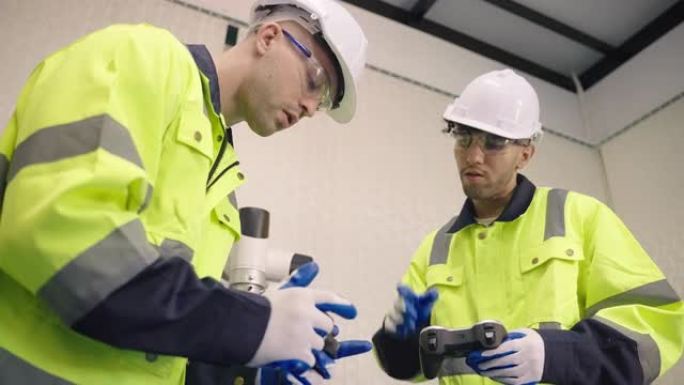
[374,175,683,385]
[0,24,245,384]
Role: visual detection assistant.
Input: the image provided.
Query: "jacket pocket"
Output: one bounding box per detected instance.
[519,237,584,326]
[213,198,241,240]
[520,237,584,273]
[426,264,464,288]
[175,112,213,162]
[426,264,464,327]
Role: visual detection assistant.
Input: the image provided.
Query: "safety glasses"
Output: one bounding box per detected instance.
[445,122,531,153]
[282,29,334,111]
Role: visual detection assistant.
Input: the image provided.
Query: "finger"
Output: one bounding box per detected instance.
[312,291,357,319]
[301,350,317,369]
[478,352,519,371]
[272,359,313,376]
[307,330,327,352]
[467,349,516,371]
[466,350,488,372]
[310,309,335,337]
[480,366,518,382]
[418,288,439,306]
[397,298,417,321]
[401,318,416,335]
[302,368,326,385]
[384,314,398,333]
[317,303,357,319]
[335,340,373,358]
[504,331,527,341]
[312,349,334,379]
[286,373,312,385]
[396,285,417,302]
[481,339,521,357]
[280,262,319,289]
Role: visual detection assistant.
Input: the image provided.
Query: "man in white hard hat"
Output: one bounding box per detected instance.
[0,1,370,385]
[372,69,684,385]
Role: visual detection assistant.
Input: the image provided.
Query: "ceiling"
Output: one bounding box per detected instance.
[340,0,684,92]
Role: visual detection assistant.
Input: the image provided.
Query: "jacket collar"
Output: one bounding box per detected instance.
[186,44,222,118]
[187,44,234,145]
[447,174,536,233]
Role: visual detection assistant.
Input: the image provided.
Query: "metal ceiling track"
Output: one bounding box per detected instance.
[580,0,684,88]
[340,0,684,92]
[340,0,575,91]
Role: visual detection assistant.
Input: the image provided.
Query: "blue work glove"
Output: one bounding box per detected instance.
[383,284,439,339]
[247,262,357,372]
[466,329,545,385]
[258,337,372,385]
[257,262,372,384]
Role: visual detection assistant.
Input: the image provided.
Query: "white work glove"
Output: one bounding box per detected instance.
[383,284,439,339]
[255,263,371,385]
[247,263,358,373]
[466,328,545,385]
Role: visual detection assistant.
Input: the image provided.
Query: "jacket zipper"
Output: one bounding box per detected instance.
[206,128,239,191]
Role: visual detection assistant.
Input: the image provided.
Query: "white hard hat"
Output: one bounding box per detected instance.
[251,0,368,123]
[443,69,542,140]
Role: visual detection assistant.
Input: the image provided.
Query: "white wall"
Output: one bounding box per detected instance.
[600,96,684,384]
[585,23,684,144]
[581,16,684,383]
[601,95,684,305]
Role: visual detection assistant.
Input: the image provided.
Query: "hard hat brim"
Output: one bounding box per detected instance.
[326,54,356,124]
[444,115,540,140]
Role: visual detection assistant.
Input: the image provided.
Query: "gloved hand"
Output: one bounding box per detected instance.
[383,284,439,339]
[466,328,545,385]
[257,365,325,385]
[257,262,372,385]
[258,338,372,385]
[246,262,357,371]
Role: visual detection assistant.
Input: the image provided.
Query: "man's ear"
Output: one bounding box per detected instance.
[517,144,536,170]
[254,22,282,56]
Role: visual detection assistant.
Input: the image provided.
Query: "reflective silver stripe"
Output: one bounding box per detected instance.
[439,357,476,377]
[586,279,681,317]
[228,192,238,209]
[7,115,143,183]
[0,348,73,384]
[158,238,194,262]
[593,316,661,384]
[38,219,158,325]
[544,189,568,240]
[539,322,562,330]
[429,216,459,265]
[0,154,9,211]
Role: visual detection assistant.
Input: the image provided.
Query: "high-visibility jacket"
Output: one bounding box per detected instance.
[0,24,248,384]
[374,174,684,385]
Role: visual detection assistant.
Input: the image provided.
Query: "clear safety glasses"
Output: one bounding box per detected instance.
[445,122,531,154]
[282,29,335,111]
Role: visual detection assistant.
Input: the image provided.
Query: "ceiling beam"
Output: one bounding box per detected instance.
[580,0,684,89]
[481,0,614,54]
[410,0,439,21]
[340,0,575,91]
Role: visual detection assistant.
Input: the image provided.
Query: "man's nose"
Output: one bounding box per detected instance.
[464,136,486,164]
[299,96,318,118]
